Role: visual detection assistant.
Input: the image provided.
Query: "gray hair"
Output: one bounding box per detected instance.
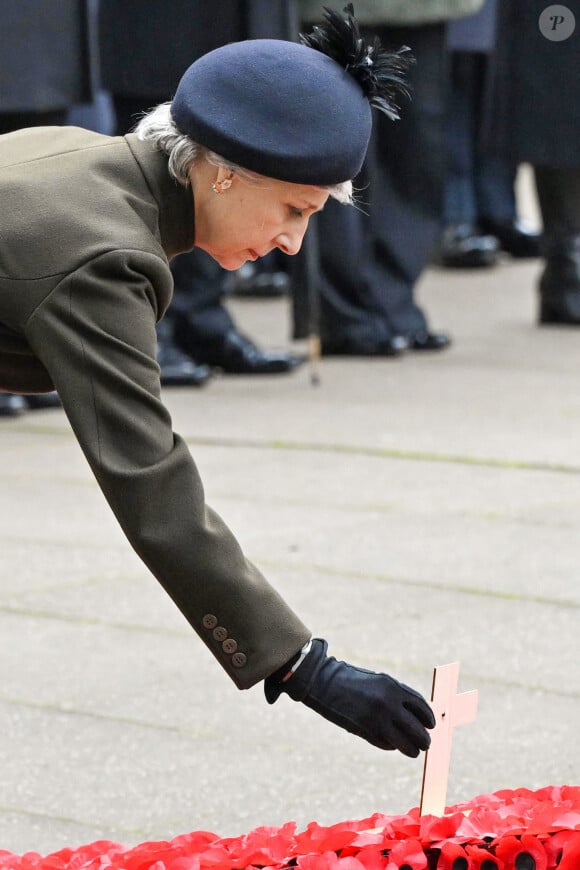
[134,102,353,204]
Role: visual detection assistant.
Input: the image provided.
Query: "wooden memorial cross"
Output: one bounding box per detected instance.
[419,662,478,817]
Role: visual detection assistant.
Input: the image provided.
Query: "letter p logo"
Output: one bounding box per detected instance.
[539,5,576,40]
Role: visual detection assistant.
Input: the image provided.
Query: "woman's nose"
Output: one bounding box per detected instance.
[276,222,308,256]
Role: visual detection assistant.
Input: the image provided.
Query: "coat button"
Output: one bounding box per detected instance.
[222,638,237,655]
[202,614,218,630]
[232,652,247,668]
[213,626,228,642]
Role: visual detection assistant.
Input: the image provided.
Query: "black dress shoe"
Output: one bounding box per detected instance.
[436,223,499,268]
[156,319,212,386]
[321,334,409,356]
[157,340,212,386]
[479,217,542,258]
[538,236,580,325]
[25,391,62,410]
[184,328,304,374]
[0,393,27,417]
[408,330,452,351]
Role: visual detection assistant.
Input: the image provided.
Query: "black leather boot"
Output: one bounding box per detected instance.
[538,236,580,325]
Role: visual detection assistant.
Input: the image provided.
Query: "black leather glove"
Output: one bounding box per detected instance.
[264,639,435,758]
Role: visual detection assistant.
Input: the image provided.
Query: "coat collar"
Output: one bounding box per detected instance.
[125,134,196,259]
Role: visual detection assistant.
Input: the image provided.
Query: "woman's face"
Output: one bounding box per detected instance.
[191,164,329,271]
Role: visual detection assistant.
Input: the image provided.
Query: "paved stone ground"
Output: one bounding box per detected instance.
[1,210,579,853]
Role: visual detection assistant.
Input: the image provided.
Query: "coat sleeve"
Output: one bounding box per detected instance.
[25,249,311,689]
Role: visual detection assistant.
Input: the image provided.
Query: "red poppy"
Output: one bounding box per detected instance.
[419,814,466,845]
[385,839,427,870]
[435,842,471,869]
[540,830,573,867]
[296,849,340,870]
[294,821,359,855]
[228,821,297,866]
[465,844,501,869]
[493,835,547,870]
[453,807,503,842]
[348,830,389,851]
[352,846,389,870]
[556,831,580,870]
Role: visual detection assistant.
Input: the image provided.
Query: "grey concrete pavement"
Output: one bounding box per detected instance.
[1,245,579,854]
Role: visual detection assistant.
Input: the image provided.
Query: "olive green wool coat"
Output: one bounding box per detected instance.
[0,126,310,687]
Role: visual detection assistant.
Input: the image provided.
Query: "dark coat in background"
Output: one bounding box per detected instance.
[0,0,92,112]
[485,0,580,168]
[99,0,296,100]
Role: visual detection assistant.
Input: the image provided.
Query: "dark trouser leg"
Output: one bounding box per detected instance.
[438,52,501,268]
[316,171,404,347]
[444,52,479,227]
[535,168,580,241]
[471,51,517,225]
[476,155,517,225]
[535,167,580,324]
[474,57,541,258]
[316,24,447,349]
[443,51,517,226]
[370,23,447,337]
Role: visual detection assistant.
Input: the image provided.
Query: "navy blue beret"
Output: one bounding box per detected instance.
[171,39,372,186]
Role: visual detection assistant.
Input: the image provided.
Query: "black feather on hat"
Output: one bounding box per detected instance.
[300,4,414,121]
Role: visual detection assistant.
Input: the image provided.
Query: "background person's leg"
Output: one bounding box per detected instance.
[312,23,450,356]
[535,167,580,325]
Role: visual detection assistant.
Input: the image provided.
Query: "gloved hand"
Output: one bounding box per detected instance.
[264,639,435,758]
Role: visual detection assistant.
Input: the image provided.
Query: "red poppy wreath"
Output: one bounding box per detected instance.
[2,785,580,870]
